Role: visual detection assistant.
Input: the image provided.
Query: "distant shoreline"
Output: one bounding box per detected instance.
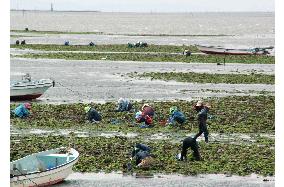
[10,9,274,14]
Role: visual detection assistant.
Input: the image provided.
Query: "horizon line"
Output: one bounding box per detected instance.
[10,9,275,13]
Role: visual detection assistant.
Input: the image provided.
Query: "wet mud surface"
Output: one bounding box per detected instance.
[10,126,274,146]
[10,58,274,104]
[53,172,274,187]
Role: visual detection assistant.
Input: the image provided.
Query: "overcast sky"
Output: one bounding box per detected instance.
[10,0,274,12]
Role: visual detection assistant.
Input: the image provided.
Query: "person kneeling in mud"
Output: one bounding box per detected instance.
[11,103,32,118]
[131,143,154,168]
[178,136,201,161]
[115,98,133,112]
[167,106,186,127]
[135,104,155,128]
[84,106,102,123]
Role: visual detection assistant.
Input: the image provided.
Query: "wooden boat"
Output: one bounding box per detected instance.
[10,74,54,100]
[10,147,79,187]
[196,44,273,55]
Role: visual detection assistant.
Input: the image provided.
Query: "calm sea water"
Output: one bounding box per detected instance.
[10,11,274,35]
[10,11,274,46]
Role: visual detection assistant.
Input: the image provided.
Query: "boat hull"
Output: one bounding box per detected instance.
[10,148,79,187]
[10,85,51,101]
[196,45,266,55]
[10,158,78,187]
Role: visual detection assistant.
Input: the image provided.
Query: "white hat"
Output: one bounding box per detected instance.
[205,103,211,109]
[118,98,124,104]
[196,100,203,107]
[142,104,150,110]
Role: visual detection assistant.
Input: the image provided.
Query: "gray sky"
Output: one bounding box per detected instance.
[10,0,274,12]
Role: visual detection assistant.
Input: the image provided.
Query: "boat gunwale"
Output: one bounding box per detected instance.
[10,148,79,178]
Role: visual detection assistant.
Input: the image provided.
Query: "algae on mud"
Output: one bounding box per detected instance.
[129,72,275,84]
[11,44,199,53]
[10,135,274,176]
[15,52,275,64]
[10,96,275,133]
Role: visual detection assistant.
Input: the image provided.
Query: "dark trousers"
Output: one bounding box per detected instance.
[194,122,209,142]
[181,137,200,161]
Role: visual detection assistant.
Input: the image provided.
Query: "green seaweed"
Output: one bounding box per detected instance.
[129,72,275,84]
[10,96,275,133]
[10,135,274,176]
[15,52,274,64]
[11,44,199,53]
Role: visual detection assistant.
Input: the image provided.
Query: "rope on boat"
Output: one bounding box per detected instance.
[51,78,94,101]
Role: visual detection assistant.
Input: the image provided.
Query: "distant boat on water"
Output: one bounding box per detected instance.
[196,44,274,55]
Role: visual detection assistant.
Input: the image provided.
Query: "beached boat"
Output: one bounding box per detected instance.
[196,44,273,55]
[10,74,54,100]
[10,147,79,187]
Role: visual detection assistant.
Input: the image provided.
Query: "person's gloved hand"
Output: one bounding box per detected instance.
[145,115,153,124]
[208,115,214,119]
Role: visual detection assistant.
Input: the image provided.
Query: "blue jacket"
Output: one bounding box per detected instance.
[169,110,186,124]
[13,104,30,118]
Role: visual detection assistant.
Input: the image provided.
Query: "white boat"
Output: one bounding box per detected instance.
[196,44,273,55]
[10,74,54,100]
[10,147,79,187]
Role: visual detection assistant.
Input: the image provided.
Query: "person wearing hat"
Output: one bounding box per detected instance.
[84,106,102,123]
[135,104,155,127]
[193,100,204,112]
[194,103,211,143]
[167,106,186,126]
[115,98,133,112]
[178,136,201,161]
[12,103,32,118]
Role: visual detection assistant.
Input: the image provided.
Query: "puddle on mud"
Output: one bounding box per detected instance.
[53,172,274,187]
[10,127,274,146]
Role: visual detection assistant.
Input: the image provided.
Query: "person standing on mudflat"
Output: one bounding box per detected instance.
[194,103,211,143]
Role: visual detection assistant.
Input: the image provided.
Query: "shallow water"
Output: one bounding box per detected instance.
[10,58,274,104]
[10,126,274,146]
[11,11,274,47]
[53,172,274,187]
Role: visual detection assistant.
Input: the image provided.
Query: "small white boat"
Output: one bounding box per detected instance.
[10,147,79,187]
[196,44,273,55]
[10,74,54,100]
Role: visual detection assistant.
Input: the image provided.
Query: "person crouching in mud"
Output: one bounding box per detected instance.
[115,98,133,112]
[11,103,32,118]
[131,143,154,167]
[84,106,102,123]
[194,102,211,143]
[178,136,201,161]
[135,104,155,128]
[167,106,186,127]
